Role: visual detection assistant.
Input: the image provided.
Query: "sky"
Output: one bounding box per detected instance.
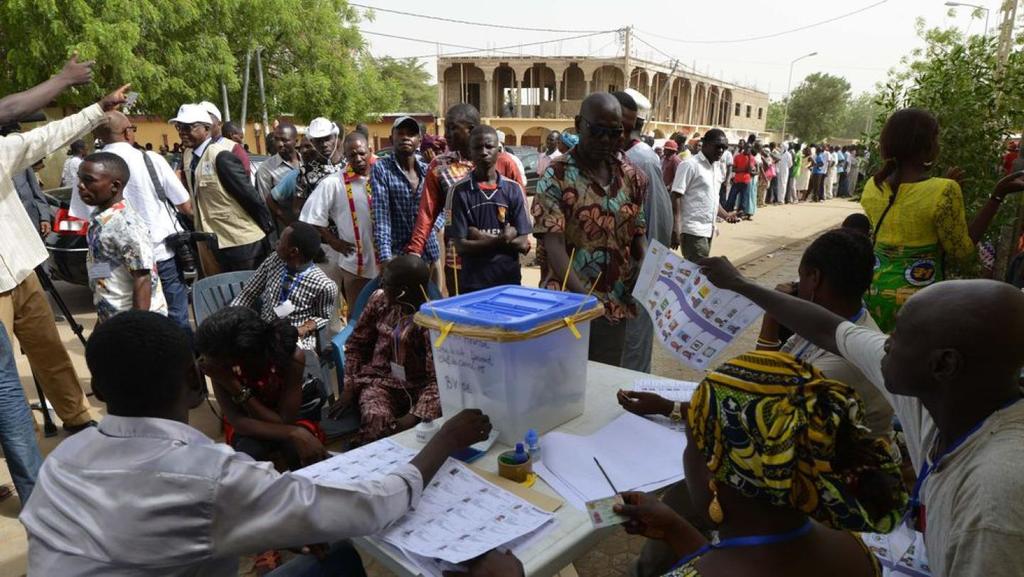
[358,0,1006,100]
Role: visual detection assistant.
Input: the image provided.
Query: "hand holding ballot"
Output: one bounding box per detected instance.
[696,256,746,292]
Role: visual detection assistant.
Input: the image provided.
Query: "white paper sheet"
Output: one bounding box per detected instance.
[403,519,560,577]
[632,240,763,370]
[537,413,686,511]
[380,458,554,563]
[861,529,932,576]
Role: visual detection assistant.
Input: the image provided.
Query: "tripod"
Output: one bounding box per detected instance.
[30,266,89,437]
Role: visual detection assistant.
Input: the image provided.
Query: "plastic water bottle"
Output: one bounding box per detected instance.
[415,419,438,443]
[525,429,541,461]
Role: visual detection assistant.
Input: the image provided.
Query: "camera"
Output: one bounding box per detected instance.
[165,232,218,275]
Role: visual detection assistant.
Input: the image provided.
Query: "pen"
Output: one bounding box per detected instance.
[593,457,619,494]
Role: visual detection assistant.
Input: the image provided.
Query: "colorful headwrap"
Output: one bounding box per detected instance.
[560,132,579,148]
[687,351,907,533]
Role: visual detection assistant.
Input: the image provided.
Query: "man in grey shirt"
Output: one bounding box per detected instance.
[256,122,300,231]
[613,90,672,373]
[21,311,493,576]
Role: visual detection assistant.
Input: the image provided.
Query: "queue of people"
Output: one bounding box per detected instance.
[3,53,1024,577]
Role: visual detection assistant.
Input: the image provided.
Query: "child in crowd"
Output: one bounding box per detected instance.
[449,125,531,293]
[232,221,338,351]
[196,306,325,471]
[343,255,440,443]
[78,152,166,322]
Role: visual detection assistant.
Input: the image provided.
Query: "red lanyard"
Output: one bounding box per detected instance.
[344,169,373,275]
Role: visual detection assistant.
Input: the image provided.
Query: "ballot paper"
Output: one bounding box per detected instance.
[292,438,417,488]
[632,240,763,370]
[380,458,553,563]
[631,378,700,431]
[537,412,686,511]
[401,519,560,577]
[295,439,553,565]
[861,529,932,576]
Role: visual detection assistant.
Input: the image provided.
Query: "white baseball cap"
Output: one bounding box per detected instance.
[495,129,506,144]
[307,117,339,138]
[198,101,222,123]
[624,88,652,117]
[169,104,212,126]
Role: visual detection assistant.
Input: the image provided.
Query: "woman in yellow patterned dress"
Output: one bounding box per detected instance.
[861,108,1024,332]
[613,352,907,577]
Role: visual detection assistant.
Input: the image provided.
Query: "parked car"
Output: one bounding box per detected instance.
[506,146,540,195]
[44,186,89,286]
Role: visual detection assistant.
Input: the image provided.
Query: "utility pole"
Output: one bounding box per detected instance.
[220,81,231,123]
[256,48,269,136]
[993,0,1022,280]
[623,26,632,89]
[239,50,252,139]
[653,60,680,123]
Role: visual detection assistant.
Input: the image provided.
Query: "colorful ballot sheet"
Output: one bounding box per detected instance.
[632,241,763,370]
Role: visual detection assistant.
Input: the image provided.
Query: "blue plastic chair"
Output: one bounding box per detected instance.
[191,270,256,327]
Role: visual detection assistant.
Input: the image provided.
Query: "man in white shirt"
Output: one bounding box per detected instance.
[775,143,793,205]
[21,310,492,576]
[0,57,127,433]
[301,131,378,318]
[670,129,738,261]
[59,139,86,190]
[69,111,194,335]
[699,256,1024,577]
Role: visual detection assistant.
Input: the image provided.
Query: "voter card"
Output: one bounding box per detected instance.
[585,495,627,529]
[390,362,407,381]
[88,262,112,280]
[273,300,296,318]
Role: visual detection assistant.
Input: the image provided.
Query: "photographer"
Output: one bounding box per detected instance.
[71,110,194,336]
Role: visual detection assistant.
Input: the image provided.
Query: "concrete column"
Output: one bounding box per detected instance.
[516,79,524,117]
[686,85,696,125]
[555,76,562,118]
[482,72,494,118]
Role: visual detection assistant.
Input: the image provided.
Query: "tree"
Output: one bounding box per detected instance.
[765,100,786,132]
[836,93,880,140]
[0,0,399,123]
[375,57,437,113]
[786,73,851,142]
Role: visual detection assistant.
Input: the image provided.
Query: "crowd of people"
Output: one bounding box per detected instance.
[1,54,1024,577]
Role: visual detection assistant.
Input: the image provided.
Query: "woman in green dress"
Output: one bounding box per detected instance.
[861,108,1024,331]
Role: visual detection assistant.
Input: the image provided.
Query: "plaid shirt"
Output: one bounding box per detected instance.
[231,253,338,350]
[370,155,441,263]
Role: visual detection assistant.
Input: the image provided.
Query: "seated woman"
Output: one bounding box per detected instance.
[231,221,338,351]
[196,306,326,471]
[618,351,906,577]
[342,255,441,444]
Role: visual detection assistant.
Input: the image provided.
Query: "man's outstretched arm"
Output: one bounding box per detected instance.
[699,256,845,355]
[0,55,94,125]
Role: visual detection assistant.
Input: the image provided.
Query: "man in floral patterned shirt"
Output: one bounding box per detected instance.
[532,93,647,364]
[78,152,166,323]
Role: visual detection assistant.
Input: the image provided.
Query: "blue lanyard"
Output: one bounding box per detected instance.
[279,267,310,304]
[907,396,1023,532]
[670,519,813,570]
[794,307,865,361]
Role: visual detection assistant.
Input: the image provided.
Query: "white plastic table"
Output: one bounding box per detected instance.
[352,361,653,577]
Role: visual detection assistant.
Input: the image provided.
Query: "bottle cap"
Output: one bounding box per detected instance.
[515,442,525,454]
[525,428,538,443]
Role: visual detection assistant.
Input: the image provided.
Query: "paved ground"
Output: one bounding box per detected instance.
[0,199,860,577]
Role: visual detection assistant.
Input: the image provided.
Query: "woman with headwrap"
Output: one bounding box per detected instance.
[615,351,907,577]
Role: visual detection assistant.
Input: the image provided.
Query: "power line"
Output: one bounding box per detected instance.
[637,0,888,45]
[361,30,522,56]
[389,30,618,60]
[351,2,608,34]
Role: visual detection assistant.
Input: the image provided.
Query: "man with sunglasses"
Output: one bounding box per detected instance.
[173,103,272,275]
[532,92,648,364]
[670,129,739,262]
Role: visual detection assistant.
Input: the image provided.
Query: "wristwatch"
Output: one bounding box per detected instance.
[669,402,683,423]
[232,386,253,405]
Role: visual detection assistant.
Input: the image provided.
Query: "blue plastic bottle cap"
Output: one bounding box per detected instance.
[515,442,525,454]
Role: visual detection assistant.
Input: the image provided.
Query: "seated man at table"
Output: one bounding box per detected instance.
[341,255,441,444]
[231,221,338,351]
[19,310,492,576]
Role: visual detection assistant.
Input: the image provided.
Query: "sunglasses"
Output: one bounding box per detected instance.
[580,117,623,140]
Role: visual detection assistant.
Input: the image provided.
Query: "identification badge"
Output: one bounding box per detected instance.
[390,361,407,381]
[88,262,112,280]
[273,300,296,318]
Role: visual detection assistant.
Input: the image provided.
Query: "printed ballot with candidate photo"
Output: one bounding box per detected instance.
[632,241,763,370]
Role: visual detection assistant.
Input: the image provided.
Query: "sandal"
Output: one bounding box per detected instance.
[253,549,282,575]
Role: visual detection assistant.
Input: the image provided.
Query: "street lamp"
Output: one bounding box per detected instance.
[781,52,817,141]
[945,1,990,36]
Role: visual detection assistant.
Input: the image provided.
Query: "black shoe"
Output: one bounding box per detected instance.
[64,420,98,435]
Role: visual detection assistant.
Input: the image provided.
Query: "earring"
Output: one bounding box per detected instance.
[708,479,724,524]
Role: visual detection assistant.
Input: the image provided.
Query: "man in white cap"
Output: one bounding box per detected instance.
[612,89,672,373]
[495,130,526,189]
[292,117,346,290]
[199,100,250,174]
[172,103,272,274]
